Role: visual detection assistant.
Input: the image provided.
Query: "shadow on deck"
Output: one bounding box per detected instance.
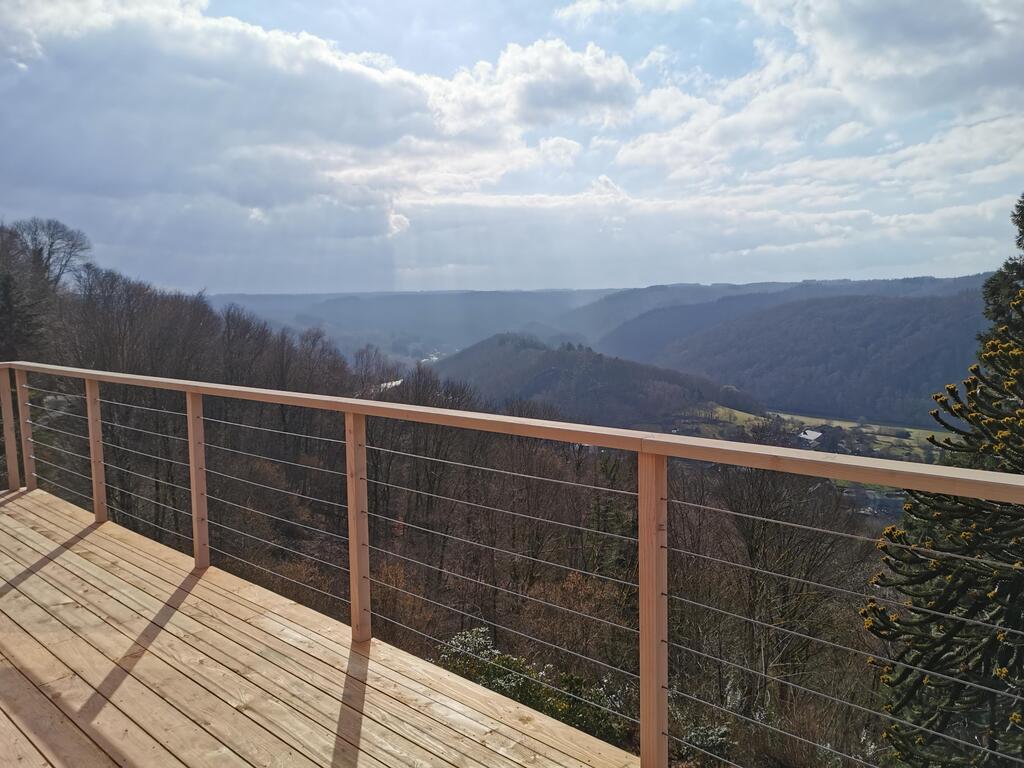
[0,489,638,768]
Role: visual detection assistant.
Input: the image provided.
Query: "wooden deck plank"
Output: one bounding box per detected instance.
[0,491,640,768]
[12,491,637,768]
[7,491,637,768]
[0,534,275,768]
[12,535,524,768]
[0,609,185,768]
[0,520,380,768]
[0,653,116,768]
[0,497,587,768]
[0,509,479,768]
[0,683,55,767]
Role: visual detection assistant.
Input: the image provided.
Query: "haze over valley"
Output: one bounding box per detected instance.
[213,272,990,435]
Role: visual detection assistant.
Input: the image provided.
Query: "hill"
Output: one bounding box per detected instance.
[657,291,987,426]
[598,274,992,363]
[553,281,794,341]
[210,289,615,363]
[432,333,762,430]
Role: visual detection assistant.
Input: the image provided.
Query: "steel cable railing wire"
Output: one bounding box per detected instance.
[666,592,1023,705]
[669,497,1019,575]
[366,443,638,497]
[368,543,638,633]
[207,494,348,541]
[102,441,190,468]
[369,609,640,726]
[105,483,191,517]
[206,441,347,477]
[23,384,85,400]
[33,473,92,504]
[98,398,186,417]
[368,576,638,679]
[31,455,92,482]
[27,402,88,421]
[209,545,350,604]
[366,508,638,589]
[27,439,91,464]
[667,734,746,768]
[101,419,189,443]
[667,685,884,768]
[666,542,1024,640]
[107,502,193,543]
[204,415,346,445]
[26,420,89,442]
[208,518,348,572]
[206,467,347,509]
[103,461,191,492]
[665,639,1024,764]
[367,476,638,543]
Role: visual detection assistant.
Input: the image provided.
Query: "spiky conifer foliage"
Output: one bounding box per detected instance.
[863,200,1024,767]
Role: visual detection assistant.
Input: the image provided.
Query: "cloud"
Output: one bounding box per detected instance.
[539,137,584,167]
[0,0,1020,294]
[823,121,871,146]
[388,212,410,237]
[747,0,1024,113]
[441,39,640,128]
[555,0,694,25]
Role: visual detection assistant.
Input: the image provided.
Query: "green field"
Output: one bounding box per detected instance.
[712,406,939,461]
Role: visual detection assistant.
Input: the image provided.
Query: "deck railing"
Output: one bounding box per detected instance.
[2,360,1023,768]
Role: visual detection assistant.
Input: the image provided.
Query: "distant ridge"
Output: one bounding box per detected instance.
[598,274,992,363]
[657,291,987,426]
[432,333,762,430]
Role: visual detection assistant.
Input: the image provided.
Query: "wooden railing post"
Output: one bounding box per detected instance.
[14,369,35,491]
[1,368,20,491]
[84,379,107,522]
[186,391,210,569]
[345,411,371,642]
[638,450,668,768]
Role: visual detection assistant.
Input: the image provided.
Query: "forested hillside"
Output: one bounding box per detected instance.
[553,281,794,340]
[598,274,991,363]
[211,288,613,363]
[2,217,895,763]
[433,333,762,429]
[658,292,987,425]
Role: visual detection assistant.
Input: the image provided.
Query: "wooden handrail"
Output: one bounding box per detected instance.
[5,359,1023,768]
[4,360,1023,503]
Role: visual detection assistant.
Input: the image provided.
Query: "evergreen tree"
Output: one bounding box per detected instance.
[864,195,1024,766]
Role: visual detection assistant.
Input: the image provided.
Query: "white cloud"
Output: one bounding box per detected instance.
[443,39,641,128]
[746,0,1024,113]
[823,121,871,146]
[539,137,584,167]
[0,0,1019,293]
[555,0,694,25]
[388,212,410,237]
[635,86,711,124]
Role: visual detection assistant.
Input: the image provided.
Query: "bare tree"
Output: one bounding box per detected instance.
[12,217,92,287]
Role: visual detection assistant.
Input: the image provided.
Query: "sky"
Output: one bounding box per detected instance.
[0,0,1022,293]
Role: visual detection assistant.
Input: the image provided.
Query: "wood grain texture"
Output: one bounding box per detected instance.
[637,453,667,768]
[345,412,371,643]
[0,489,639,768]
[13,370,34,491]
[185,392,209,569]
[83,380,106,523]
[1,368,19,491]
[4,361,1023,503]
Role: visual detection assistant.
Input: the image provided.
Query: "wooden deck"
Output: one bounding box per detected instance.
[0,489,638,768]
